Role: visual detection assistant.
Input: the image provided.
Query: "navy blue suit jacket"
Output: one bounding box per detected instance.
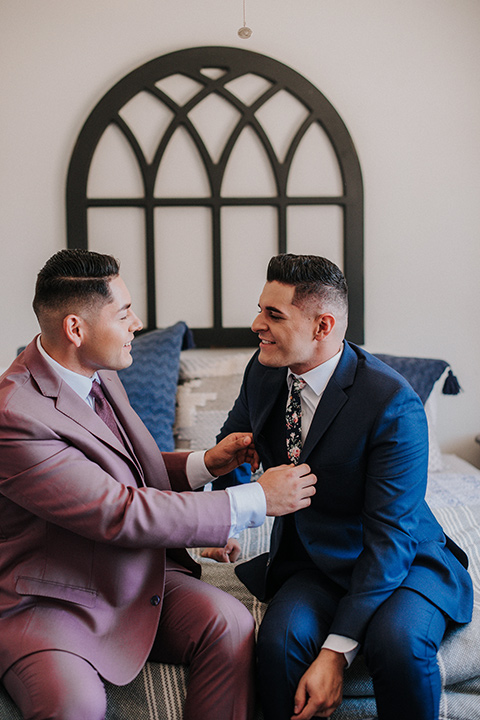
[218,342,473,643]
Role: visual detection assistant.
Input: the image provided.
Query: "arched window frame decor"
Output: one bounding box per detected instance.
[66,46,364,346]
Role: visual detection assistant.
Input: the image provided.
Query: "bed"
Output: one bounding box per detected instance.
[2,46,478,719]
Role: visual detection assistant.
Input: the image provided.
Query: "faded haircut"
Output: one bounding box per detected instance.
[266,254,348,317]
[33,248,120,321]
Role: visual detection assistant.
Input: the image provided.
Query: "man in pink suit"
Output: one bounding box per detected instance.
[0,249,317,720]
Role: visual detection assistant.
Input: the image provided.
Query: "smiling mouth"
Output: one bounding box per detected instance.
[259,339,275,345]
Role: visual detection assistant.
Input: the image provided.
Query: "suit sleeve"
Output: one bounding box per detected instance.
[329,387,431,641]
[0,406,231,551]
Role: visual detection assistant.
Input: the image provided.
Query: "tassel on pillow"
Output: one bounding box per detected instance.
[442,369,461,395]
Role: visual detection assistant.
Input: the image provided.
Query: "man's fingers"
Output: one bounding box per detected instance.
[259,464,318,516]
[294,471,317,498]
[298,472,317,489]
[296,462,314,475]
[201,547,228,562]
[226,541,241,563]
[205,432,258,475]
[231,434,260,466]
[231,432,253,447]
[292,681,307,717]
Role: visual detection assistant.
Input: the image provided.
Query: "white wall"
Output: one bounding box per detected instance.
[1,0,479,465]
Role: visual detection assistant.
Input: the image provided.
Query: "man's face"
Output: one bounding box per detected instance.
[251,281,321,374]
[77,275,143,376]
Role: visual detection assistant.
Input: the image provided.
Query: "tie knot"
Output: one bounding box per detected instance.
[89,380,104,400]
[291,376,306,393]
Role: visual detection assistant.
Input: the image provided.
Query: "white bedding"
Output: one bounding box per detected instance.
[427,454,480,508]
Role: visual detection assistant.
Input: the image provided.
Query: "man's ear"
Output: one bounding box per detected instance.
[63,314,84,348]
[314,313,336,340]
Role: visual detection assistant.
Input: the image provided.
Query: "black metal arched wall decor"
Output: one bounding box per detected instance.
[66,46,364,346]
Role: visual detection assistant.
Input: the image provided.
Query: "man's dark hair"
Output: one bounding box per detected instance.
[266,254,348,315]
[33,248,120,319]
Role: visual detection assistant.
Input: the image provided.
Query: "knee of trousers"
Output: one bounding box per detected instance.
[7,683,107,720]
[257,604,324,676]
[3,653,107,720]
[41,685,107,720]
[363,610,443,678]
[201,598,255,659]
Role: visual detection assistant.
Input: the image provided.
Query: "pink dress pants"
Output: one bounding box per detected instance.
[2,561,256,720]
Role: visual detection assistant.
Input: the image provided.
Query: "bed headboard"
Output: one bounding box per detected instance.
[66,46,364,346]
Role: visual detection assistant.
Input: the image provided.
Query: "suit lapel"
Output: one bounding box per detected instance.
[56,379,141,473]
[248,367,288,469]
[251,367,287,438]
[300,381,347,462]
[300,342,358,463]
[25,340,143,472]
[249,345,359,466]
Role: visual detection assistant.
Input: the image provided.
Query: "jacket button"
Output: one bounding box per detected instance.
[150,594,161,606]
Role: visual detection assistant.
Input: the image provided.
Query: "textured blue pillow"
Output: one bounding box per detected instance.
[118,322,193,451]
[374,354,460,405]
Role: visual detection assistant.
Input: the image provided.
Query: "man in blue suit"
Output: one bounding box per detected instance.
[216,254,473,720]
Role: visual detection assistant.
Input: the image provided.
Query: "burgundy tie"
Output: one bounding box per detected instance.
[89,380,124,444]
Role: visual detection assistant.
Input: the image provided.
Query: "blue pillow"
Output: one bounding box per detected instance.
[374,354,461,405]
[119,322,193,451]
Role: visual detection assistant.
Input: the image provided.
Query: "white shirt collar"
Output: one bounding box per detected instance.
[37,335,98,404]
[288,345,343,398]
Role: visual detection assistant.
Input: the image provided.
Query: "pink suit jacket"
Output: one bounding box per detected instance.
[0,339,232,684]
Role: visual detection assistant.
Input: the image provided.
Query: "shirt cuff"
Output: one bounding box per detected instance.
[186,451,215,489]
[226,482,267,537]
[322,634,359,668]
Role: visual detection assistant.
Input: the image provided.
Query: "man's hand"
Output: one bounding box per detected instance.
[204,433,260,477]
[292,649,346,720]
[258,464,317,516]
[201,538,241,563]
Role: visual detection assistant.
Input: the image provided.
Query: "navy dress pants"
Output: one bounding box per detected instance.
[257,570,448,720]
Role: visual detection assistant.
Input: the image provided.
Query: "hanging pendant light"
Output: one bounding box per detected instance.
[238,0,252,38]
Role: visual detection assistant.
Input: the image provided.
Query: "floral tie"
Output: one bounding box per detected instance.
[286,376,306,464]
